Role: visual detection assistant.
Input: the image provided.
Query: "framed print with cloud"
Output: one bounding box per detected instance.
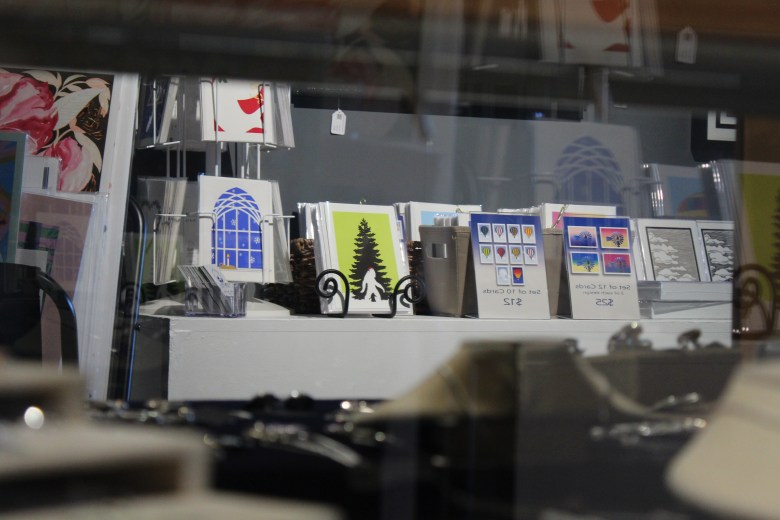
[637,218,709,282]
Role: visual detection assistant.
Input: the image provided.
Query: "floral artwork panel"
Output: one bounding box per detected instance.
[0,67,114,192]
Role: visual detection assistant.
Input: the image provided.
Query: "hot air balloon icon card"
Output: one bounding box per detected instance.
[563,216,640,320]
[470,213,550,319]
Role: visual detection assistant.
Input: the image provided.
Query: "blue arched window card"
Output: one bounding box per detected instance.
[197,176,275,283]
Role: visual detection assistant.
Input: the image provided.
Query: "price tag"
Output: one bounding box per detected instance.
[676,26,697,64]
[331,109,346,135]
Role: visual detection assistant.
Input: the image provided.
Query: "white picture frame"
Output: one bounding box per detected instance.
[637,218,710,282]
[696,220,735,283]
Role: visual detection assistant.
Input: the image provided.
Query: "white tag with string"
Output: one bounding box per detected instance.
[331,109,346,135]
[676,26,697,64]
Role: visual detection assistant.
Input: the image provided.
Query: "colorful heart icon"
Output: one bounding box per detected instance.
[497,247,506,258]
[513,267,523,279]
[509,226,519,238]
[480,225,489,237]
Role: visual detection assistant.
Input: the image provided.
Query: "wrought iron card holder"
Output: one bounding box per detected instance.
[315,269,425,318]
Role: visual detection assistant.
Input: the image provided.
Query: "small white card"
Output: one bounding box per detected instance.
[470,213,550,319]
[563,215,640,320]
[331,109,346,135]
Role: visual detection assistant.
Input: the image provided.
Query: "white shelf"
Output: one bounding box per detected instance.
[134,313,732,402]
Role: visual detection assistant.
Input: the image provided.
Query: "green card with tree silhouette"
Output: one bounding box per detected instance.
[319,203,408,314]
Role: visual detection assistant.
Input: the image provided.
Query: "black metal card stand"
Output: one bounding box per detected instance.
[315,269,425,318]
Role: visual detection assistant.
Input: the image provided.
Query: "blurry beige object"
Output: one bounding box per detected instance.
[363,341,517,421]
[666,359,780,520]
[2,491,342,520]
[0,359,84,420]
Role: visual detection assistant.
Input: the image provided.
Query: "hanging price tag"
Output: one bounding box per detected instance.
[331,109,346,135]
[676,26,697,64]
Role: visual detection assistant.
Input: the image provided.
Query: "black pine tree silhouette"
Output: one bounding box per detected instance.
[349,218,393,301]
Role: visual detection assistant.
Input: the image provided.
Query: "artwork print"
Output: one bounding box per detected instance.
[571,252,600,274]
[494,244,509,264]
[700,226,735,282]
[332,210,400,305]
[200,78,273,144]
[0,68,114,192]
[511,266,524,285]
[198,176,274,283]
[645,227,701,281]
[496,266,511,286]
[603,253,632,275]
[568,226,598,248]
[599,227,629,249]
[540,0,642,67]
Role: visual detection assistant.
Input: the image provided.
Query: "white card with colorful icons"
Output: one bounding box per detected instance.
[469,213,550,319]
[562,215,640,320]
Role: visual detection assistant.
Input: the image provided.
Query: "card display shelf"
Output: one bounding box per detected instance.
[133,313,732,402]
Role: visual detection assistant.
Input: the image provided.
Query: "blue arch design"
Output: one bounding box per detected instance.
[554,136,625,211]
[211,187,263,269]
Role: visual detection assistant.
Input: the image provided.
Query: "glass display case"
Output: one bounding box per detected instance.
[2,1,780,519]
